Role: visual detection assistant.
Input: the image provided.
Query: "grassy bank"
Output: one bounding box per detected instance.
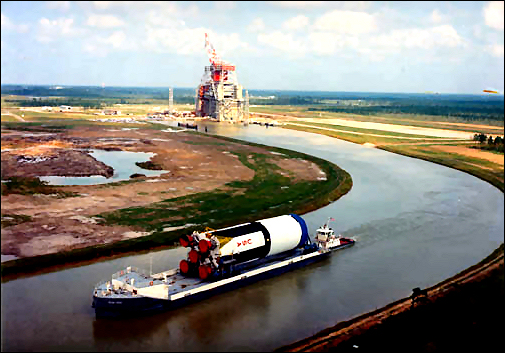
[282,123,503,192]
[1,133,352,281]
[334,259,503,352]
[278,244,504,352]
[380,144,504,192]
[0,176,80,197]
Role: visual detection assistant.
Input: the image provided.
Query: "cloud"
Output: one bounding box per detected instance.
[308,32,357,55]
[340,1,371,11]
[257,31,306,56]
[282,15,309,31]
[269,1,370,11]
[1,13,12,28]
[101,31,128,49]
[1,13,30,33]
[142,2,199,26]
[36,17,82,43]
[147,1,199,18]
[373,25,465,50]
[313,10,377,34]
[247,18,266,32]
[214,1,236,11]
[145,10,186,27]
[86,14,125,28]
[473,25,484,39]
[92,1,112,10]
[483,1,504,30]
[46,1,70,11]
[143,26,247,57]
[488,43,504,57]
[430,9,443,24]
[268,1,326,9]
[83,30,137,56]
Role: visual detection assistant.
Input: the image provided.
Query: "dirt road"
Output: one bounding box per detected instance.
[1,112,25,122]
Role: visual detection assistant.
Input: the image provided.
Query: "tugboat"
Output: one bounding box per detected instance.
[314,217,354,252]
[92,214,354,318]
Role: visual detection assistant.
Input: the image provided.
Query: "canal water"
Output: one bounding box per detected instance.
[2,124,503,351]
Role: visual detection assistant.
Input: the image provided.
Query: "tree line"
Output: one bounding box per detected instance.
[472,133,504,153]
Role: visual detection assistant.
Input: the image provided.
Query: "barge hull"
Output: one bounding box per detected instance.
[93,247,349,318]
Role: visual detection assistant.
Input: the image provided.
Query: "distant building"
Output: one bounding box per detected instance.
[102,109,121,115]
[195,33,248,122]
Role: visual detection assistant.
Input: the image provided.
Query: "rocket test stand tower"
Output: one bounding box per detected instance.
[195,33,248,122]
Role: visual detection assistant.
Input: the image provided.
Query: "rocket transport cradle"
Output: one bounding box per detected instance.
[92,214,355,318]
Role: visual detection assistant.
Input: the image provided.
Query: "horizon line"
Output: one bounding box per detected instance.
[1,83,503,96]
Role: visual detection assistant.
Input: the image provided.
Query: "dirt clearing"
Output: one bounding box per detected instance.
[429,144,504,165]
[1,124,324,259]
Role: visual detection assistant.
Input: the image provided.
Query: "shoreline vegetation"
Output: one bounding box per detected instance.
[0,132,352,282]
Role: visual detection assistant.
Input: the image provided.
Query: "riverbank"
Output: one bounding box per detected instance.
[1,123,352,281]
[278,243,504,352]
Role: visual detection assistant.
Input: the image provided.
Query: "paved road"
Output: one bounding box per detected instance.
[286,121,469,140]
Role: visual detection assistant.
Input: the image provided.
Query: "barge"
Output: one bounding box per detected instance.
[92,214,354,318]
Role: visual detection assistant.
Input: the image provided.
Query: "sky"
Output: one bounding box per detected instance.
[1,1,504,94]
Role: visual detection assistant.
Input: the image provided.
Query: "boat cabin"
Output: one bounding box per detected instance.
[315,224,335,242]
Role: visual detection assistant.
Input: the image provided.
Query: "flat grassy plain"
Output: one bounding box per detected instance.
[251,105,504,134]
[252,106,504,191]
[1,95,194,120]
[0,114,18,122]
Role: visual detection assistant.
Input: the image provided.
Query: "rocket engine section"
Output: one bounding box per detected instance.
[179,214,309,280]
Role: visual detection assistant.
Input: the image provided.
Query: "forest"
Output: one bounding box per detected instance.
[2,84,503,122]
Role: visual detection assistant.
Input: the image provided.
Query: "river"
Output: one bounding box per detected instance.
[1,123,503,351]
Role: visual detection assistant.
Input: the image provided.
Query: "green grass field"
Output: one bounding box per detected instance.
[0,114,19,122]
[286,121,452,139]
[283,123,452,145]
[251,105,505,134]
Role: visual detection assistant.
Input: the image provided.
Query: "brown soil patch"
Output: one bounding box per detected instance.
[1,125,319,259]
[429,145,504,165]
[273,157,326,181]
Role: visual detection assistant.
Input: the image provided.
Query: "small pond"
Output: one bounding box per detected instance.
[39,149,169,186]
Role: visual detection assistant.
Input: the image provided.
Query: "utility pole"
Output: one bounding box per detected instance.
[169,87,174,113]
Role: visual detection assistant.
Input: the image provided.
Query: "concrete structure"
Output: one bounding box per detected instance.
[169,87,174,113]
[102,109,121,115]
[195,33,248,122]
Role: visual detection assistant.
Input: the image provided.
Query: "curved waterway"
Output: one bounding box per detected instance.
[2,124,503,351]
